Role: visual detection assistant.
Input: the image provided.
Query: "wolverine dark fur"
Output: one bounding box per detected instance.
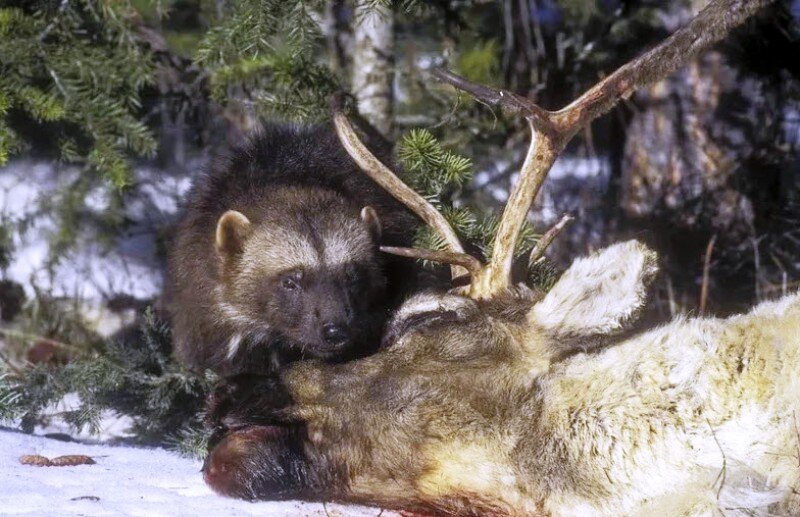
[168,124,419,376]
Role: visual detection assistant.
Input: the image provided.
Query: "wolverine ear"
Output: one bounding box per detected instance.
[531,240,659,337]
[360,206,382,242]
[216,210,252,256]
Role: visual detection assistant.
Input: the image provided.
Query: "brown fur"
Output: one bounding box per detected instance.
[204,241,800,515]
[168,124,423,376]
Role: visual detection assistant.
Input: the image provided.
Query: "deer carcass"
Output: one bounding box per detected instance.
[205,241,800,515]
[203,0,793,514]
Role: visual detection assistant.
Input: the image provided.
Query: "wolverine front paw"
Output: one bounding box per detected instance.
[204,374,293,433]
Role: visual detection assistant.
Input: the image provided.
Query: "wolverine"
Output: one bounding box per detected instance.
[167,124,418,377]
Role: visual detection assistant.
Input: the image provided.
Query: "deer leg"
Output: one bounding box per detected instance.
[203,424,310,501]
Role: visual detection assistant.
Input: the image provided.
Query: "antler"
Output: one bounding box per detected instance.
[337,0,772,299]
[380,246,483,278]
[332,110,469,278]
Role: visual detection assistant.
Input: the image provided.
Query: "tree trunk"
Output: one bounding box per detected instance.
[352,1,394,137]
[620,51,753,234]
[620,0,755,239]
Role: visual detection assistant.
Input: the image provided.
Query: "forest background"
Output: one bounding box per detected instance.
[0,0,799,456]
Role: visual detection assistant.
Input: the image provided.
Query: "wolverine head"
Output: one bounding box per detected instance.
[214,187,387,361]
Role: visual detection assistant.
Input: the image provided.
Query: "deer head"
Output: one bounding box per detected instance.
[203,1,790,514]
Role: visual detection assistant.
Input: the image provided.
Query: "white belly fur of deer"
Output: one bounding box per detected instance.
[204,241,800,516]
[531,282,800,515]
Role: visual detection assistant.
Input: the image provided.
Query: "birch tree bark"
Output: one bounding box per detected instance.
[352,1,394,136]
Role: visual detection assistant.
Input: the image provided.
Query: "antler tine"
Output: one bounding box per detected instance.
[528,214,574,267]
[380,246,484,277]
[332,107,470,279]
[435,0,772,299]
[469,119,561,297]
[431,68,554,133]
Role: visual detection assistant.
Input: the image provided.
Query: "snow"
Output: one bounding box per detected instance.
[0,160,192,303]
[0,429,392,517]
[472,154,609,223]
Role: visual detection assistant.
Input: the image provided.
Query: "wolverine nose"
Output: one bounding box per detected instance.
[322,323,349,344]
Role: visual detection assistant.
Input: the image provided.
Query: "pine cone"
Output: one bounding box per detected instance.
[50,455,96,466]
[19,454,95,466]
[19,455,52,467]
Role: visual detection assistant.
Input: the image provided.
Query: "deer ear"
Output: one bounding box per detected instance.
[531,240,658,337]
[360,206,382,243]
[216,210,252,257]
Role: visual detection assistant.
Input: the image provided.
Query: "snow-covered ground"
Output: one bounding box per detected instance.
[0,160,192,303]
[1,429,391,517]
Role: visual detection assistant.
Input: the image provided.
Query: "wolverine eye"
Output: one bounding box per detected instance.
[280,271,302,291]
